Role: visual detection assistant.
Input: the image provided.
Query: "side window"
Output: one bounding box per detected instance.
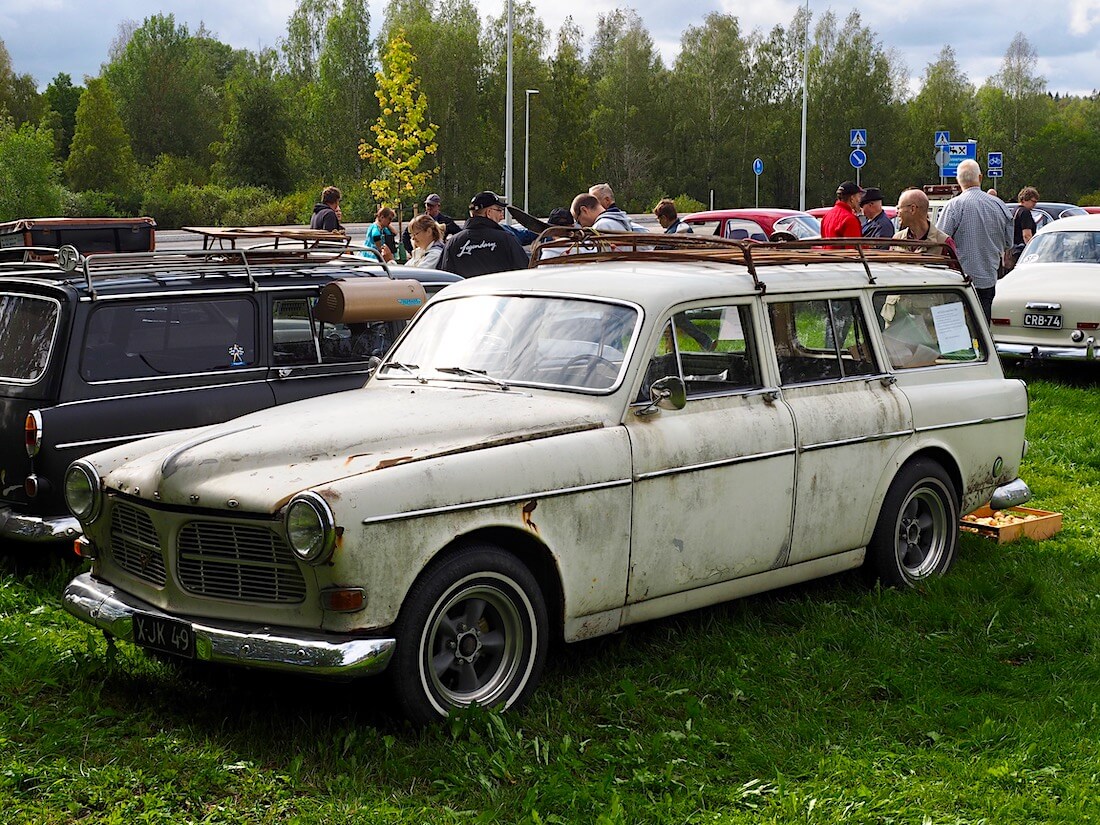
[637,321,680,403]
[768,298,878,385]
[674,305,762,396]
[872,290,986,369]
[273,296,402,366]
[82,298,256,381]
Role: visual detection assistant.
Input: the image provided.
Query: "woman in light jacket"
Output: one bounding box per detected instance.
[405,213,446,269]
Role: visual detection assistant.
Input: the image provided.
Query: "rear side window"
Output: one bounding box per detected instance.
[82,298,257,381]
[769,298,878,385]
[872,290,986,369]
[0,293,59,382]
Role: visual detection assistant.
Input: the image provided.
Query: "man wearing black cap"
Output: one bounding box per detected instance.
[860,188,894,238]
[438,191,529,277]
[821,181,863,239]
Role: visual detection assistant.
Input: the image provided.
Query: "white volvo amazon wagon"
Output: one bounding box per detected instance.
[62,232,1031,724]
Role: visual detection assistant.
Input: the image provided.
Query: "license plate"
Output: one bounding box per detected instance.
[132,612,195,659]
[1023,313,1062,329]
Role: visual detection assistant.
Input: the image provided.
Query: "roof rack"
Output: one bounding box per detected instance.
[183,225,352,253]
[529,229,965,293]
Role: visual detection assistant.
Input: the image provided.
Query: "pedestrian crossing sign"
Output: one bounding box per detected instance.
[850,129,867,147]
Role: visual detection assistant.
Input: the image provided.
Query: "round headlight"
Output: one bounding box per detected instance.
[285,492,336,564]
[64,461,102,522]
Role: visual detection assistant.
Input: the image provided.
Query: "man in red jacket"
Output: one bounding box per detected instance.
[821,180,864,239]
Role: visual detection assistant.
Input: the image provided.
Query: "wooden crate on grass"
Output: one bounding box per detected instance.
[960,506,1063,544]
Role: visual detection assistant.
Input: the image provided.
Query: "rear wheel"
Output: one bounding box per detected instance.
[868,459,959,587]
[390,545,548,725]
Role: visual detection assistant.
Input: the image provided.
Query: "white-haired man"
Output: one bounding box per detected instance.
[936,159,1012,321]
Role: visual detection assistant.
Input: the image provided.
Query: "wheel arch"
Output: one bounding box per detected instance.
[419,525,565,643]
[864,444,963,542]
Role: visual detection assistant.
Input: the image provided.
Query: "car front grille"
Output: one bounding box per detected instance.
[177,521,307,604]
[110,502,168,586]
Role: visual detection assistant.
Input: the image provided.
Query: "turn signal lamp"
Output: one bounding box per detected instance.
[320,588,366,612]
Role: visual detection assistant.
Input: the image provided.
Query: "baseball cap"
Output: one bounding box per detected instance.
[425,193,441,205]
[470,191,508,210]
[837,181,863,197]
[547,207,575,226]
[860,187,884,205]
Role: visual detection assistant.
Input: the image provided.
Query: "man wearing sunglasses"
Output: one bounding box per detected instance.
[438,191,529,277]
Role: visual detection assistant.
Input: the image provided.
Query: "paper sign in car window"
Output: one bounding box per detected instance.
[930,301,971,353]
[718,307,744,342]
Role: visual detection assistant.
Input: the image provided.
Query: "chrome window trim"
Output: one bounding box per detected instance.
[361,478,633,525]
[84,367,268,386]
[55,431,178,451]
[0,291,63,384]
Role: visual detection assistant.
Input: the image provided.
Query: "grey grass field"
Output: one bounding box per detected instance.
[2,366,1099,824]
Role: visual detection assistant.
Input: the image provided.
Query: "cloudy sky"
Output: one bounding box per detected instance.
[2,0,1098,96]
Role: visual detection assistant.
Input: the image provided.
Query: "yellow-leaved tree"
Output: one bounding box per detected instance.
[359,30,438,257]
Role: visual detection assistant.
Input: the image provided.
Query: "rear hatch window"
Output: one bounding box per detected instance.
[0,293,60,383]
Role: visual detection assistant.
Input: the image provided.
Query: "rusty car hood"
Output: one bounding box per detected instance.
[100,383,611,513]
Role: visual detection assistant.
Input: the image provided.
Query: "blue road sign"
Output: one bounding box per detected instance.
[935,130,951,147]
[849,149,867,169]
[939,141,976,177]
[850,129,867,148]
[753,158,764,176]
[988,169,1004,178]
[988,151,1003,169]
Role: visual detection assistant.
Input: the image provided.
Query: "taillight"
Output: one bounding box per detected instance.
[1076,322,1099,330]
[25,411,42,457]
[990,318,1011,326]
[24,475,40,498]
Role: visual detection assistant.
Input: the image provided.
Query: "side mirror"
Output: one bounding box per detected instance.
[636,376,686,416]
[366,356,382,377]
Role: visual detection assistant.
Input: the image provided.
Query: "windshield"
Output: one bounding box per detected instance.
[0,293,60,382]
[1019,231,1100,265]
[379,294,639,392]
[773,215,821,240]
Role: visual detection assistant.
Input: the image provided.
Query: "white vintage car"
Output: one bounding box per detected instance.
[62,235,1031,723]
[992,214,1100,361]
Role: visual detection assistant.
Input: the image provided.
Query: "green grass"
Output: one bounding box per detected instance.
[3,366,1100,823]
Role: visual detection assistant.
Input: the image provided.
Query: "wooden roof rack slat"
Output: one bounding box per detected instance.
[530,228,966,294]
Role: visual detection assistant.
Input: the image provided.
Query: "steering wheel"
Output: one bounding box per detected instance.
[558,354,618,385]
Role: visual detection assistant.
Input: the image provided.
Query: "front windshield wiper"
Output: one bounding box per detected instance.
[436,366,510,390]
[381,360,425,382]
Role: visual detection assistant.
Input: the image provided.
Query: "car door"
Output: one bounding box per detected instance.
[624,301,797,604]
[766,295,913,564]
[268,290,393,404]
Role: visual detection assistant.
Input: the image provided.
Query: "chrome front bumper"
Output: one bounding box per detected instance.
[0,505,81,543]
[996,340,1097,362]
[62,572,396,677]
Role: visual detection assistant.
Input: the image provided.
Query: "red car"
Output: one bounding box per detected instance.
[683,208,821,242]
[807,205,898,223]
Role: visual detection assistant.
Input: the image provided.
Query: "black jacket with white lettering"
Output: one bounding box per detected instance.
[438,215,529,277]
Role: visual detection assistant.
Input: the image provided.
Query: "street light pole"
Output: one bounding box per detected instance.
[524,89,539,213]
[504,0,514,212]
[799,0,810,211]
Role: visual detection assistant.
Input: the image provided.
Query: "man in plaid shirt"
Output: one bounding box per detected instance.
[936,159,1012,321]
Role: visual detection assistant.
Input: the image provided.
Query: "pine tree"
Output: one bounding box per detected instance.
[65,78,137,195]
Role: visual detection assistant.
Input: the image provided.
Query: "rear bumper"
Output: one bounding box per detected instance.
[62,572,396,677]
[996,339,1097,362]
[0,505,81,543]
[990,478,1032,511]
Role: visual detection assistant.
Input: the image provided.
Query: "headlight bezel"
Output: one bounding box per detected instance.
[64,461,103,523]
[284,491,337,565]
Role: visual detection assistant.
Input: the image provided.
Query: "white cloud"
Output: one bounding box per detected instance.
[1069,0,1100,34]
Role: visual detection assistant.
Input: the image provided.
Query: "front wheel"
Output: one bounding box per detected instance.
[868,459,959,588]
[390,545,548,725]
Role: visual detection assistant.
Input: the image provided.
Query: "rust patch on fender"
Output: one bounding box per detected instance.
[373,455,414,471]
[522,499,539,533]
[318,488,341,501]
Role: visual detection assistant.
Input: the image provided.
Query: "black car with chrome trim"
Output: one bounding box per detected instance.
[0,228,459,546]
